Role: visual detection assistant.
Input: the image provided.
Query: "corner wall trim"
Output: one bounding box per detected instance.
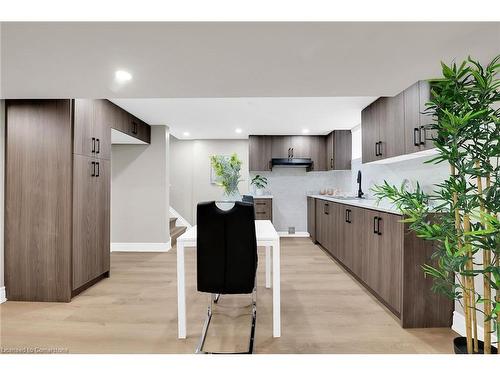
[111,240,171,252]
[452,311,498,348]
[0,286,6,304]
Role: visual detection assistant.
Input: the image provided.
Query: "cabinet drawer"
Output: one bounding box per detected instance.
[254,199,272,221]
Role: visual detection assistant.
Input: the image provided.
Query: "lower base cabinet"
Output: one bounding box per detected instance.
[309,197,452,328]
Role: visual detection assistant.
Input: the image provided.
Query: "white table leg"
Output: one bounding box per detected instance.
[265,246,272,288]
[272,238,281,337]
[177,241,186,339]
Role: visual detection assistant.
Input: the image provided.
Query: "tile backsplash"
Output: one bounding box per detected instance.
[250,155,449,233]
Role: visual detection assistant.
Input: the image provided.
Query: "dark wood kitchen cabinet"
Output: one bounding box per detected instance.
[362,80,435,164]
[326,130,352,170]
[253,197,273,221]
[5,99,151,302]
[249,135,272,171]
[249,134,344,172]
[307,197,452,328]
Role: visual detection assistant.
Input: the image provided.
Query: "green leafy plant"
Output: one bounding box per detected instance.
[210,153,242,196]
[251,174,268,189]
[372,55,500,354]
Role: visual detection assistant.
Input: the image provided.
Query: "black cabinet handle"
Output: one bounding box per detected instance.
[324,203,329,215]
[373,216,378,233]
[419,126,426,145]
[377,141,382,156]
[377,217,383,235]
[96,138,100,154]
[291,148,294,158]
[345,209,352,223]
[413,128,419,146]
[131,121,138,135]
[92,137,96,153]
[287,148,291,158]
[330,158,333,168]
[96,162,100,177]
[91,161,96,177]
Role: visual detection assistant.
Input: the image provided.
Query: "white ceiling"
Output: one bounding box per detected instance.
[2,22,498,98]
[1,22,499,138]
[110,97,375,139]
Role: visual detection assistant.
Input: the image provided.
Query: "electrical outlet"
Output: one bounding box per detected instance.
[288,226,295,235]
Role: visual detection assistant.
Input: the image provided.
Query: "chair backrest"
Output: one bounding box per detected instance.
[196,201,257,294]
[242,195,254,204]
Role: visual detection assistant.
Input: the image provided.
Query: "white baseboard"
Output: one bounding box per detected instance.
[278,231,310,238]
[111,240,171,252]
[169,207,192,229]
[0,286,6,304]
[452,311,498,348]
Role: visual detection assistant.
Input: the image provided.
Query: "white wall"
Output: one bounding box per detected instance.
[111,126,170,250]
[170,137,249,225]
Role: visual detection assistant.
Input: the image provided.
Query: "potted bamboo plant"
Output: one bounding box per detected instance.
[372,55,499,354]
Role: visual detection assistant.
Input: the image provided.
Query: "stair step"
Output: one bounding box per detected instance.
[170,225,187,247]
[169,217,177,230]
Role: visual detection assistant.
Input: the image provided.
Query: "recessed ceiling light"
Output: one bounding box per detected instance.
[183,132,190,137]
[302,129,310,134]
[235,128,243,134]
[115,70,132,82]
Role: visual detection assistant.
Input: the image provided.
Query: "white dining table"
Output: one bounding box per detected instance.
[176,219,281,339]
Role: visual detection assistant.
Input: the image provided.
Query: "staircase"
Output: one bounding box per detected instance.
[170,216,187,247]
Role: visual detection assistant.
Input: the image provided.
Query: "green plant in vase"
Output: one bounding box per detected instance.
[372,55,500,354]
[251,174,268,196]
[210,153,243,201]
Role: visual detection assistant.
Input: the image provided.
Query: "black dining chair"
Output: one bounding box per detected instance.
[195,201,258,354]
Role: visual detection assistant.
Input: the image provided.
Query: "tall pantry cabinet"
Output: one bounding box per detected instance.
[5,99,150,302]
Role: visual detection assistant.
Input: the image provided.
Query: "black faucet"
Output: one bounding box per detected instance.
[357,170,364,198]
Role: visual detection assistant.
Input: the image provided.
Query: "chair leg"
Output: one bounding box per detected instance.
[195,295,213,354]
[195,289,257,354]
[212,293,221,304]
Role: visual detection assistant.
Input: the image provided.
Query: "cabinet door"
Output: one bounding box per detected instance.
[403,82,422,154]
[74,99,96,157]
[306,136,327,171]
[418,81,436,151]
[326,131,334,170]
[379,93,405,159]
[361,103,379,163]
[96,159,111,275]
[315,199,331,249]
[93,100,111,160]
[254,198,273,221]
[376,212,403,313]
[249,135,272,171]
[362,210,381,288]
[271,136,292,158]
[72,154,98,290]
[346,206,363,273]
[334,130,352,170]
[331,203,345,261]
[307,197,316,243]
[129,115,151,144]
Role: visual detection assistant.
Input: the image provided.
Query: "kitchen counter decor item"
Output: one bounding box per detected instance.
[251,174,268,196]
[373,55,500,354]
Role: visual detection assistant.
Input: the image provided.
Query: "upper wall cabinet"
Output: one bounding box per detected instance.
[362,81,433,164]
[326,130,352,170]
[249,135,272,171]
[249,134,339,172]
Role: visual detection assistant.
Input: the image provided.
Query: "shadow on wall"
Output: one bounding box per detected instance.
[111,145,149,178]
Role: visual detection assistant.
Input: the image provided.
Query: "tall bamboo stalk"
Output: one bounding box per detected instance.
[463,214,479,352]
[451,164,473,353]
[477,163,492,353]
[488,175,500,355]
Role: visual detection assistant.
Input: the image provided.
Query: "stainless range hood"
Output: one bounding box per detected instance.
[271,158,313,168]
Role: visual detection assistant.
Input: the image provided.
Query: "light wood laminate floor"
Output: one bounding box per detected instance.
[0,238,456,354]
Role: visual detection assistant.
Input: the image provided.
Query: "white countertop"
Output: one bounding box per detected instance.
[308,194,403,215]
[251,195,273,199]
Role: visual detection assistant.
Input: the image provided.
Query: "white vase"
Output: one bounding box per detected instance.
[255,188,264,196]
